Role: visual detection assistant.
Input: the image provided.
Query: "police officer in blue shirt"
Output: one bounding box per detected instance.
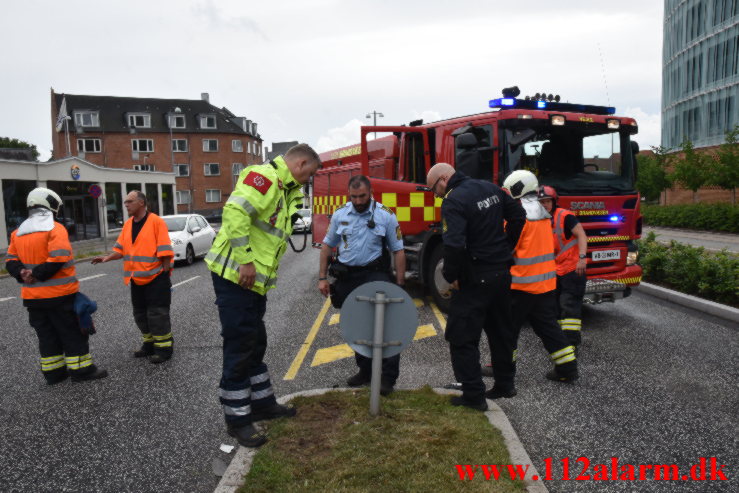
[318,175,406,395]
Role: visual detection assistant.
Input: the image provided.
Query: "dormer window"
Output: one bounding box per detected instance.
[168,114,186,129]
[128,113,151,128]
[74,111,100,127]
[199,114,217,129]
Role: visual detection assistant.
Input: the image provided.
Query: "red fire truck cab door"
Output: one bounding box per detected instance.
[360,126,431,184]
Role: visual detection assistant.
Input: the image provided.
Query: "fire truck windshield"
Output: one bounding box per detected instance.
[501,122,637,196]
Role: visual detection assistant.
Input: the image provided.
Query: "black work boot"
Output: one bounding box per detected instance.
[485,386,517,399]
[346,371,371,387]
[227,424,267,448]
[251,403,297,422]
[545,369,579,383]
[71,366,109,382]
[45,369,69,386]
[149,351,172,364]
[450,395,488,412]
[133,342,154,358]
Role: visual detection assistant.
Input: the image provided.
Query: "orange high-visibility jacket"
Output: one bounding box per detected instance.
[113,213,173,286]
[510,218,557,294]
[6,222,79,300]
[552,208,579,276]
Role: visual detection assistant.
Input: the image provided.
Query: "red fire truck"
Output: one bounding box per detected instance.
[312,90,643,312]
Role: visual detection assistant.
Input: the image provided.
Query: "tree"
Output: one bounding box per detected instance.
[636,147,673,203]
[708,125,739,205]
[671,139,711,203]
[0,137,40,160]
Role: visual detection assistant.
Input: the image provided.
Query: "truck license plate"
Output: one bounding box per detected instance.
[592,249,620,261]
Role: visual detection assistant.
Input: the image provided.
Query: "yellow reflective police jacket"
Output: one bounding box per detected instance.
[205,156,304,295]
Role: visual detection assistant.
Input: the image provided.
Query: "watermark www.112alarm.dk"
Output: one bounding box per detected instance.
[456,457,728,482]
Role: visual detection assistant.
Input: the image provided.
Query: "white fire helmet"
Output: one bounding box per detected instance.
[27,187,63,213]
[502,170,539,199]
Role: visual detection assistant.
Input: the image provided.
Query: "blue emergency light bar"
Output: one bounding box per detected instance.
[489,98,616,115]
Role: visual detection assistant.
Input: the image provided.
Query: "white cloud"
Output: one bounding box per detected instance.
[623,107,662,151]
[315,119,363,153]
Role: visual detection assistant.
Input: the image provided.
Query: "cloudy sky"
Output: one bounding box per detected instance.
[1,0,663,160]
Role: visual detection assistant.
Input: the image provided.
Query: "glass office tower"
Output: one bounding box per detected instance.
[662,0,738,149]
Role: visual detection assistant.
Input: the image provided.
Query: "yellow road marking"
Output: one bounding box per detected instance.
[414,324,437,340]
[311,343,354,366]
[429,298,447,333]
[283,298,332,380]
[328,313,340,325]
[413,298,424,307]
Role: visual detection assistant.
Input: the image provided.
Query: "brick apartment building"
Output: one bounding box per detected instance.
[50,89,264,219]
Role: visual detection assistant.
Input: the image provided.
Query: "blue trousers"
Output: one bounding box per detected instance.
[212,273,277,428]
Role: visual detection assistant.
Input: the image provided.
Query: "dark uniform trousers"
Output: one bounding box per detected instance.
[332,269,400,385]
[556,271,587,346]
[212,272,277,429]
[130,271,173,355]
[509,289,578,378]
[28,297,92,382]
[446,269,516,404]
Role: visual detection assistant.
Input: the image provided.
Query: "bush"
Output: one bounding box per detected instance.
[641,203,739,233]
[637,232,739,306]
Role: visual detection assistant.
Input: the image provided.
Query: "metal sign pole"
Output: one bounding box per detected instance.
[369,291,386,416]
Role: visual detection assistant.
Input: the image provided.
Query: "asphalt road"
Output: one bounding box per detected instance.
[642,226,739,254]
[0,246,737,493]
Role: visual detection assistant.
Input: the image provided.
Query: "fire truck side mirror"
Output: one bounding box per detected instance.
[630,141,640,155]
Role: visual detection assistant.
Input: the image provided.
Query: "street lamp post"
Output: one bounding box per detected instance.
[168,107,182,172]
[366,110,384,139]
[168,107,187,213]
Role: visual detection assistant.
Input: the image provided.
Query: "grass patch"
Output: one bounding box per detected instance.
[75,250,104,260]
[240,387,525,493]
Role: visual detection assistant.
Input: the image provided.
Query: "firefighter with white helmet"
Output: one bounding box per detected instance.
[538,185,588,349]
[500,170,579,390]
[4,188,108,384]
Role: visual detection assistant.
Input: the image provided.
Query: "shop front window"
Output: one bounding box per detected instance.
[105,182,124,230]
[2,179,37,244]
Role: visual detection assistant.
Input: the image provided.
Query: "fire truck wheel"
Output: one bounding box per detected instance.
[427,245,452,313]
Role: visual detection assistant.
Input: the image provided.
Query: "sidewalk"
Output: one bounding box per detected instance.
[641,226,739,254]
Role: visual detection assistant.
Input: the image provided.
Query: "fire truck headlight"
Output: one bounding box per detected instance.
[550,115,565,126]
[607,119,620,129]
[626,251,638,266]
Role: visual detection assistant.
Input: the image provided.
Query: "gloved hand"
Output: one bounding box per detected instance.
[80,322,96,336]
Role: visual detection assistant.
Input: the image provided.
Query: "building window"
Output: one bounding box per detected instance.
[74,111,99,127]
[206,189,222,203]
[199,115,217,129]
[232,139,243,152]
[232,163,244,175]
[204,163,221,176]
[172,139,188,152]
[169,114,186,129]
[133,164,156,171]
[176,190,191,204]
[175,164,190,176]
[132,139,154,152]
[128,113,151,128]
[203,139,218,152]
[77,138,101,153]
[247,142,251,153]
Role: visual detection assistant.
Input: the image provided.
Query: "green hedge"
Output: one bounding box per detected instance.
[637,232,738,306]
[641,203,739,233]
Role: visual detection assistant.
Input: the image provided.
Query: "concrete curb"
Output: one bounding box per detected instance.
[214,387,548,493]
[636,282,739,324]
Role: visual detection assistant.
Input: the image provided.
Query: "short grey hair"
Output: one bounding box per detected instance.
[285,143,322,168]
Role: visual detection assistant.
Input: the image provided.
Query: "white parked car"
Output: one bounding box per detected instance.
[162,214,217,265]
[292,209,312,233]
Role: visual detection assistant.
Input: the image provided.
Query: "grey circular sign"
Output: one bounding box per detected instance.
[340,281,418,359]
